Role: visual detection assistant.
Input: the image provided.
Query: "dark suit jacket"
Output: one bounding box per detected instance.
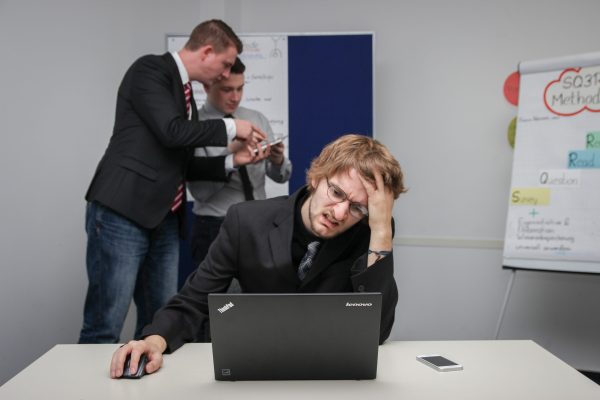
[142,186,399,351]
[86,53,229,229]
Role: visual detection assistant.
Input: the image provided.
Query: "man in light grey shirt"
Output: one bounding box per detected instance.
[188,57,292,268]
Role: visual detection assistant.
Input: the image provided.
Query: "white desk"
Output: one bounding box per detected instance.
[1,340,598,399]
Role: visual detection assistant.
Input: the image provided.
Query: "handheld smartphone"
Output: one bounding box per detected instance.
[416,354,463,372]
[253,135,288,154]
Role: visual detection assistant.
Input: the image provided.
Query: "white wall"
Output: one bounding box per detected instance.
[1,0,599,385]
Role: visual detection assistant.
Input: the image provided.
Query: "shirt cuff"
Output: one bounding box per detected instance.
[225,154,235,173]
[223,118,236,141]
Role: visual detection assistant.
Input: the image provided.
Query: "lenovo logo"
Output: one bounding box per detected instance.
[345,302,373,307]
[218,301,234,313]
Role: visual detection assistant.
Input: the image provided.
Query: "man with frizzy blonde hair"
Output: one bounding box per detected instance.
[110,134,406,379]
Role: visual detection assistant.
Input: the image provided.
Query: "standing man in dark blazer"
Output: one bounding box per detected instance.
[80,20,267,344]
[110,134,407,378]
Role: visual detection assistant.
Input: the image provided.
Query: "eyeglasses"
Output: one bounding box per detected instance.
[325,178,369,219]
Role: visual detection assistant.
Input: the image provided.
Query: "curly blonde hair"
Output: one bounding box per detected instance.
[306,134,406,199]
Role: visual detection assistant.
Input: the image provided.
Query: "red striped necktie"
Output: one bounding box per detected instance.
[184,82,192,118]
[170,82,192,213]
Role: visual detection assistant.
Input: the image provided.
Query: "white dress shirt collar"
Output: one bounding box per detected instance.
[170,51,189,85]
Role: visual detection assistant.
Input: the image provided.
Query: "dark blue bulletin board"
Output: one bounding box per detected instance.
[178,33,373,287]
[288,34,374,191]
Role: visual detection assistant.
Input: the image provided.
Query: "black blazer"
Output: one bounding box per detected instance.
[86,53,228,229]
[142,187,399,351]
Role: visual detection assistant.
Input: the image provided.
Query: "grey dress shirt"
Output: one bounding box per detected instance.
[188,102,292,217]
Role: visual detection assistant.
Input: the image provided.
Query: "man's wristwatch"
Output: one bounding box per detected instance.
[368,249,392,262]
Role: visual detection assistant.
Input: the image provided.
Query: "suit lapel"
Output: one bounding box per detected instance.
[268,212,294,280]
[189,89,198,120]
[268,190,302,285]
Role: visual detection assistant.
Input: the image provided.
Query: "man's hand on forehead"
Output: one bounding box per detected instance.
[360,170,395,267]
[359,171,394,220]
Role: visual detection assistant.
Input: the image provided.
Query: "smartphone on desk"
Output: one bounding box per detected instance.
[253,135,288,154]
[416,354,463,372]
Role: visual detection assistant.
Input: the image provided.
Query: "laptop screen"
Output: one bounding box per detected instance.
[208,292,382,380]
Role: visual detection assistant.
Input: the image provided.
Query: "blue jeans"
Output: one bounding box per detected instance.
[79,202,179,343]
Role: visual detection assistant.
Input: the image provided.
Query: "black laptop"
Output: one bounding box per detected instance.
[207,292,382,381]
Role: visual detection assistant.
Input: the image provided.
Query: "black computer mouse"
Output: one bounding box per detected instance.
[121,354,148,379]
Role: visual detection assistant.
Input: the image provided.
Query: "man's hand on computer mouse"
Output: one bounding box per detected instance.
[110,335,167,379]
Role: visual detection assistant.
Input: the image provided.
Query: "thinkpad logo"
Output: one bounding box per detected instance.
[345,302,373,307]
[218,301,234,313]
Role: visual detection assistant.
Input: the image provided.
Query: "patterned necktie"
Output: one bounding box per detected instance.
[224,114,254,201]
[297,241,321,280]
[184,82,192,117]
[170,82,192,213]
